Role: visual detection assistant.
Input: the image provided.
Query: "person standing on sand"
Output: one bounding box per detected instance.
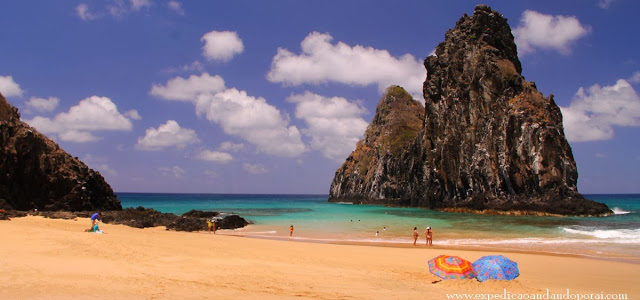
[212,219,217,234]
[206,219,212,233]
[425,227,433,246]
[289,225,294,238]
[413,227,419,245]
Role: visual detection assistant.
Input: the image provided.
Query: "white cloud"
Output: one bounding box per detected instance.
[513,10,590,55]
[25,96,59,113]
[561,79,640,142]
[135,120,199,151]
[218,141,244,152]
[168,1,184,15]
[151,73,307,157]
[243,163,267,175]
[25,96,133,143]
[158,166,185,178]
[628,71,640,84]
[598,0,616,9]
[150,73,225,101]
[130,0,151,11]
[195,88,307,157]
[196,149,233,163]
[267,32,425,97]
[288,91,368,161]
[75,3,97,21]
[0,75,23,97]
[124,109,141,120]
[106,0,150,18]
[201,30,244,62]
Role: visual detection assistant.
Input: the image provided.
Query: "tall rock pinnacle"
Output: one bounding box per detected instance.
[329,5,611,215]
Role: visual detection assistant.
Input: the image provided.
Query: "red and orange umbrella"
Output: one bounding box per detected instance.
[428,255,475,280]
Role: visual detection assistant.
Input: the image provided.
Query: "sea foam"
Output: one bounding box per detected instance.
[612,207,631,215]
[561,227,640,243]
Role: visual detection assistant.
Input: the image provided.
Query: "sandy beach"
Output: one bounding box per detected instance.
[1,216,637,299]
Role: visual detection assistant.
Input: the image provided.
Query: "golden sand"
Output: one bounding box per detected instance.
[1,216,637,299]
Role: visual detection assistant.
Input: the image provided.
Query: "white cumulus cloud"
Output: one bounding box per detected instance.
[288,91,369,161]
[150,73,307,157]
[150,73,225,101]
[124,109,141,120]
[130,0,151,11]
[243,163,267,175]
[196,149,233,163]
[168,1,184,15]
[513,10,590,55]
[201,30,244,62]
[628,71,640,84]
[561,79,640,142]
[267,32,425,97]
[25,96,59,113]
[195,88,307,157]
[0,75,23,97]
[25,96,133,143]
[136,120,199,151]
[75,3,97,21]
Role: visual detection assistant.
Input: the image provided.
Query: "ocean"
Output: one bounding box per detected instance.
[119,193,640,263]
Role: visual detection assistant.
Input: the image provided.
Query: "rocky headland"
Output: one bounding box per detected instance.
[0,93,250,230]
[329,5,611,216]
[0,93,121,211]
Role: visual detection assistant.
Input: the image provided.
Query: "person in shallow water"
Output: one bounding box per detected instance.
[425,227,433,246]
[413,227,419,245]
[289,225,294,238]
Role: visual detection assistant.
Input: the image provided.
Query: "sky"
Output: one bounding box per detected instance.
[1,0,639,194]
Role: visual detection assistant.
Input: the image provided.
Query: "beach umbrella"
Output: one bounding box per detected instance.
[428,255,475,280]
[472,255,519,282]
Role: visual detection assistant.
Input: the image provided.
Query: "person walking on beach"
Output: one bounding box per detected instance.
[212,219,217,234]
[289,225,294,238]
[413,227,419,245]
[425,227,433,246]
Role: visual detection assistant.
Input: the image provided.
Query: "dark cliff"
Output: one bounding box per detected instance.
[0,93,121,211]
[329,86,424,204]
[329,5,610,216]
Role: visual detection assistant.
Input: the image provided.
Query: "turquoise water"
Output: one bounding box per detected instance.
[119,193,640,261]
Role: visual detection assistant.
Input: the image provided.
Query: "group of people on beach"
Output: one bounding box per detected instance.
[206,218,217,234]
[413,226,433,246]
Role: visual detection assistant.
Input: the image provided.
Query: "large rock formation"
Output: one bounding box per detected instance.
[329,5,611,216]
[0,93,121,211]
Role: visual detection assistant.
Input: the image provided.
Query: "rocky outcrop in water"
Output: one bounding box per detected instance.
[1,207,251,231]
[0,93,121,211]
[329,5,611,216]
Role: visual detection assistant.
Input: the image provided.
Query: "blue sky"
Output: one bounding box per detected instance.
[1,0,639,194]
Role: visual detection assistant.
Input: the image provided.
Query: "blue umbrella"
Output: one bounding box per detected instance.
[472,255,519,282]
